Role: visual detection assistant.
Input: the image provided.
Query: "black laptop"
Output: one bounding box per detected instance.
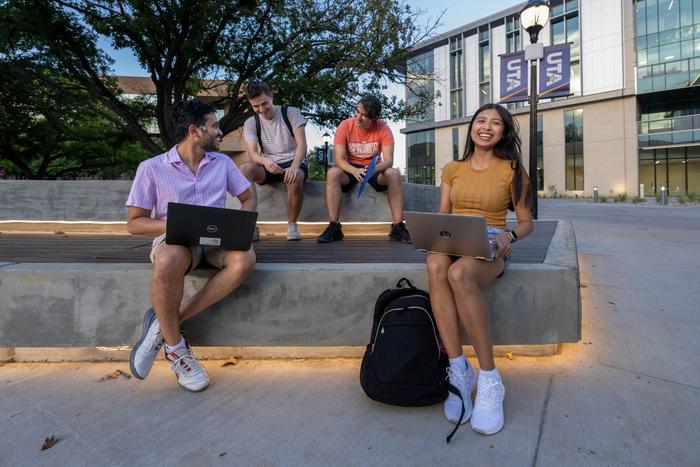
[165,202,258,250]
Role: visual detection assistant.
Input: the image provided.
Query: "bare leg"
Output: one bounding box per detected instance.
[377,168,404,224]
[179,248,256,322]
[286,170,304,223]
[239,162,265,211]
[427,253,463,358]
[325,167,349,222]
[447,257,504,370]
[150,245,192,346]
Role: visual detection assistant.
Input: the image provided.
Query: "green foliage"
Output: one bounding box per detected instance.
[631,196,646,203]
[2,0,437,162]
[599,195,608,203]
[306,148,328,182]
[677,195,688,204]
[687,192,697,203]
[614,192,627,203]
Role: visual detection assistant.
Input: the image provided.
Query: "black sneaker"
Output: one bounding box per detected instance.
[317,222,344,243]
[389,221,411,243]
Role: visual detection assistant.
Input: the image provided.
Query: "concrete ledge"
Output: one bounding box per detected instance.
[0,221,580,349]
[3,344,558,362]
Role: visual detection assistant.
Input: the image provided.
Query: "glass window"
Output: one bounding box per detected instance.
[695,0,700,25]
[639,150,655,195]
[452,127,460,161]
[647,0,659,35]
[552,19,566,45]
[571,61,581,96]
[568,15,580,59]
[407,130,436,185]
[637,0,648,36]
[658,0,680,32]
[479,43,490,81]
[406,50,435,124]
[681,0,693,27]
[479,83,490,106]
[565,109,584,190]
[661,42,681,61]
[551,0,564,17]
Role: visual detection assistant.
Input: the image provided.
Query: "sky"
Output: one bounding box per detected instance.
[99,1,524,167]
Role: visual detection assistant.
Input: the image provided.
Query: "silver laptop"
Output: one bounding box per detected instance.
[166,202,258,251]
[404,211,494,260]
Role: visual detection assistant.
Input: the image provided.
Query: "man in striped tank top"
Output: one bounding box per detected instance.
[240,82,308,241]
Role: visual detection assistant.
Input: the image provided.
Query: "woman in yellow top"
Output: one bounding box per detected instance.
[427,103,533,435]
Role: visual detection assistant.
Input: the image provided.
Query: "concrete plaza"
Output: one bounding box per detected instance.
[1,200,699,466]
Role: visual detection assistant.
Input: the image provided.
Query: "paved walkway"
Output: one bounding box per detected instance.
[1,200,699,466]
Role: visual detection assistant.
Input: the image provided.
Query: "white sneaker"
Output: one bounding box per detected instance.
[287,223,302,240]
[444,367,477,424]
[470,374,506,435]
[165,343,210,392]
[129,307,164,379]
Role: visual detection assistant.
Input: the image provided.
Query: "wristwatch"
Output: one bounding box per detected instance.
[505,229,518,243]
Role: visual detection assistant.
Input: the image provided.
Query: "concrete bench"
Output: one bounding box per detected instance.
[0,180,580,359]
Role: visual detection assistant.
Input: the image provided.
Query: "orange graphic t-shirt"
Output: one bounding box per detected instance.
[334,117,394,166]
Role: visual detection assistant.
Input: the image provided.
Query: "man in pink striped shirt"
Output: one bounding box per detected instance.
[126,99,255,392]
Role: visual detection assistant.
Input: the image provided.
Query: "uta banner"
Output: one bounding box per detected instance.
[499,51,529,103]
[539,43,571,98]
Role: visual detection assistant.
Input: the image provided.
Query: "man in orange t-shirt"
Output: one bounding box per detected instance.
[317,95,411,243]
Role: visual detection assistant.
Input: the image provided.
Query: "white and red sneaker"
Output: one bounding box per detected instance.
[165,342,209,392]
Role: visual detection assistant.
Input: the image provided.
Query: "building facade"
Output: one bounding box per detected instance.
[403,0,700,197]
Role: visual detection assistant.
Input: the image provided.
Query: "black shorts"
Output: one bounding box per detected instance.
[260,160,308,185]
[341,163,387,193]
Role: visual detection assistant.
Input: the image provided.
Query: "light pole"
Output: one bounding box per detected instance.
[322,131,331,178]
[520,0,551,220]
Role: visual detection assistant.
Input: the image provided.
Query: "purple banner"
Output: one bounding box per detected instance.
[539,43,571,98]
[499,51,529,103]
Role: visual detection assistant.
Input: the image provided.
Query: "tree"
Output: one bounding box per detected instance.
[2,0,437,157]
[0,18,151,179]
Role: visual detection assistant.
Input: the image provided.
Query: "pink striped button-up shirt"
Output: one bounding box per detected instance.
[126,146,251,220]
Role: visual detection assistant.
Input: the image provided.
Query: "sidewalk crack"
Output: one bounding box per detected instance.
[531,374,553,467]
[601,363,700,391]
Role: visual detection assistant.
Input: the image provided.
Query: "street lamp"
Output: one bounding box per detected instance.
[520,0,550,220]
[322,131,331,177]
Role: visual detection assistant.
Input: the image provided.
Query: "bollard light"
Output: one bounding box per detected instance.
[593,186,599,203]
[660,186,667,205]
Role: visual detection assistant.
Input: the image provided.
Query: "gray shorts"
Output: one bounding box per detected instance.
[150,234,227,272]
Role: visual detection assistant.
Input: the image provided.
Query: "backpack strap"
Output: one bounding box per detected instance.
[445,382,466,443]
[254,112,264,155]
[396,278,415,289]
[281,105,294,137]
[255,105,295,155]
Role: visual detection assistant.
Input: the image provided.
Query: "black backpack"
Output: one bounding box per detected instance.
[360,278,449,408]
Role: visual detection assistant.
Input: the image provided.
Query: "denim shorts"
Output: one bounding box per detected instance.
[487,226,511,278]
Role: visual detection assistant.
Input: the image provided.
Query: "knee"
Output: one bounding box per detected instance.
[153,248,190,276]
[383,168,401,184]
[223,249,256,273]
[326,167,344,184]
[239,162,255,177]
[426,255,449,280]
[447,264,479,293]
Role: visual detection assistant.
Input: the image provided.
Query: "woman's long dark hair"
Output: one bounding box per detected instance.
[461,103,531,210]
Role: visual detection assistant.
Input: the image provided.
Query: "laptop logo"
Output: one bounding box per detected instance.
[206,225,218,234]
[440,230,452,239]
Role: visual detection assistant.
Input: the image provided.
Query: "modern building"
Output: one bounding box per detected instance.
[403,0,700,197]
